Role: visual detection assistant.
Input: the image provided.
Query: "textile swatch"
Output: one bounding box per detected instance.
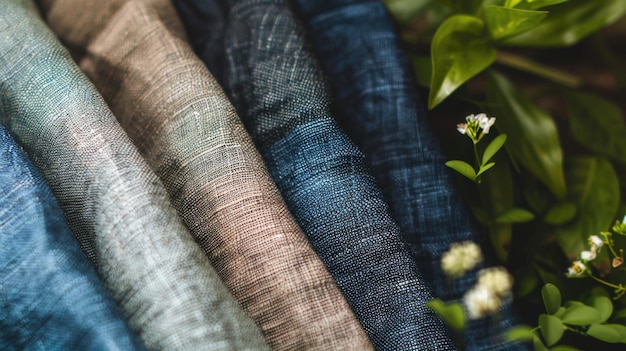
[43,0,374,349]
[174,0,457,349]
[0,124,144,351]
[0,1,268,350]
[289,1,530,350]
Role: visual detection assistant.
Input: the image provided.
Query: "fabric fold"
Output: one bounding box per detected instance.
[42,0,374,349]
[288,1,530,349]
[173,0,457,349]
[0,124,145,351]
[0,1,268,350]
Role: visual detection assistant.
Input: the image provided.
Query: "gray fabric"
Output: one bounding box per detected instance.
[42,0,375,349]
[0,1,268,350]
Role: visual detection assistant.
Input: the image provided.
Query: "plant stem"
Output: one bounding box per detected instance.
[473,142,482,183]
[495,52,582,88]
[588,273,622,290]
[607,243,619,259]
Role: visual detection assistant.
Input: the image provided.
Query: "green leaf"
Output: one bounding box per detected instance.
[554,306,566,319]
[504,0,523,8]
[586,324,623,343]
[513,0,569,11]
[483,6,547,41]
[602,323,626,342]
[554,157,620,258]
[586,296,613,323]
[429,15,496,109]
[496,208,535,223]
[542,283,562,315]
[565,91,626,164]
[487,71,566,199]
[544,202,577,225]
[426,299,466,331]
[445,160,477,181]
[515,269,539,297]
[533,334,549,351]
[506,325,535,341]
[524,185,549,213]
[482,134,507,165]
[550,346,582,351]
[560,303,602,326]
[504,0,626,47]
[539,313,565,347]
[477,162,496,176]
[612,308,626,323]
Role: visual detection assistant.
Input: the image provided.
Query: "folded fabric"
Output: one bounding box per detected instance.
[42,0,374,349]
[173,0,457,349]
[288,1,530,350]
[0,1,268,350]
[0,125,144,350]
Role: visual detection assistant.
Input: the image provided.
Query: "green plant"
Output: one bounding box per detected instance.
[384,0,626,349]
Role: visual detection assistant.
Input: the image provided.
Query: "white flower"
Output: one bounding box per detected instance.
[441,241,483,278]
[465,114,479,122]
[457,123,468,135]
[477,114,496,134]
[476,267,514,298]
[580,250,597,261]
[464,286,503,320]
[457,113,496,142]
[589,235,604,249]
[567,260,586,276]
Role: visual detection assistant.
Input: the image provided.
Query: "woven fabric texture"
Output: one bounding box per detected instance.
[173,0,456,349]
[43,0,374,349]
[0,1,268,350]
[0,124,145,351]
[290,1,530,350]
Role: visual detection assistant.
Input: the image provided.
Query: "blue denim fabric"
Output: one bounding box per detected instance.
[0,125,145,351]
[289,1,530,350]
[174,0,456,349]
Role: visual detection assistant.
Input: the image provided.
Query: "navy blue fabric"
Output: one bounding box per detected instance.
[289,1,530,350]
[173,0,457,349]
[0,124,145,351]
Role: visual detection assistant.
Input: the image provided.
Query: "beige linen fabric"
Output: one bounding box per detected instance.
[42,0,374,349]
[1,1,269,350]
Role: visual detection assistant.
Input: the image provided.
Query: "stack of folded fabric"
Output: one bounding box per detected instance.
[0,1,267,349]
[173,0,456,350]
[0,0,529,349]
[43,0,373,349]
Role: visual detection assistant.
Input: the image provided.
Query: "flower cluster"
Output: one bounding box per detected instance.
[441,241,483,278]
[456,113,496,144]
[612,215,626,236]
[464,267,514,320]
[566,235,604,277]
[440,241,514,320]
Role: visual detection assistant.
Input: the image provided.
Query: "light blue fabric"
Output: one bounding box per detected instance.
[174,0,457,349]
[0,124,145,351]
